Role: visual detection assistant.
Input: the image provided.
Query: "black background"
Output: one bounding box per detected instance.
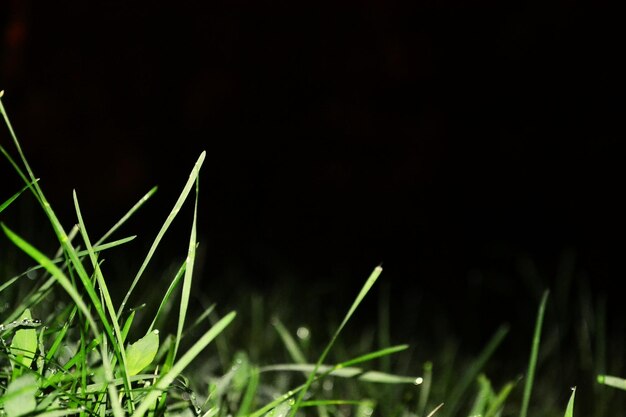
[1,2,624,351]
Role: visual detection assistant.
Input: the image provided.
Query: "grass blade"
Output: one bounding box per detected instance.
[564,387,576,417]
[443,324,509,417]
[117,151,206,319]
[519,290,550,417]
[174,173,200,360]
[0,180,38,214]
[288,265,383,417]
[597,374,626,390]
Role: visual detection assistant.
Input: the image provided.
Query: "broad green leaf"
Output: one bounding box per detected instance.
[10,309,38,369]
[126,330,160,376]
[2,373,38,417]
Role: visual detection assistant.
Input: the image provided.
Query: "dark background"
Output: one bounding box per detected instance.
[1,2,624,354]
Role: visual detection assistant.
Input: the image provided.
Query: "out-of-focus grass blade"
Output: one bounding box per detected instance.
[468,374,493,417]
[426,403,444,417]
[443,324,509,417]
[289,265,383,417]
[0,180,37,214]
[597,374,626,390]
[261,364,420,384]
[272,317,307,364]
[417,361,432,417]
[132,310,236,417]
[300,400,364,407]
[235,365,260,417]
[117,151,206,319]
[520,290,550,417]
[484,380,515,417]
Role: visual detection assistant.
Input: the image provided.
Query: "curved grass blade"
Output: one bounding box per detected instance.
[519,290,550,417]
[117,151,206,319]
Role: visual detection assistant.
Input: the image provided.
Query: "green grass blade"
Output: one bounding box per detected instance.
[519,290,550,417]
[564,387,576,417]
[443,324,509,417]
[597,374,626,390]
[1,223,124,417]
[0,180,37,214]
[468,374,493,417]
[2,224,100,338]
[132,310,236,417]
[74,189,135,410]
[95,186,158,246]
[289,265,383,417]
[174,174,200,360]
[148,260,186,332]
[484,380,516,417]
[272,317,307,364]
[261,364,420,384]
[117,151,206,319]
[417,361,432,417]
[235,366,260,417]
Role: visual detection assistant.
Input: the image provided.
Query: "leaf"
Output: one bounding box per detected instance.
[10,309,38,369]
[2,373,38,417]
[564,387,576,417]
[126,330,160,376]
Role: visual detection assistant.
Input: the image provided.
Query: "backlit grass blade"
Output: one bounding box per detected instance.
[289,265,383,417]
[520,290,550,417]
[443,324,509,417]
[132,310,236,417]
[117,151,206,319]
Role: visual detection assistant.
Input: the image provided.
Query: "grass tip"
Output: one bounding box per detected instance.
[0,90,4,98]
[414,377,424,385]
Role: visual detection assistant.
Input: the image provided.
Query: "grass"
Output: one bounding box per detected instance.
[0,88,625,416]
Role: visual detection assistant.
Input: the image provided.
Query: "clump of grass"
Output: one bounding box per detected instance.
[1,89,625,417]
[0,91,420,417]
